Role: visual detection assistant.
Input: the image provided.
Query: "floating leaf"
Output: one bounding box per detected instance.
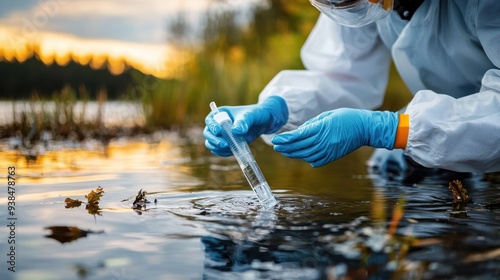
[132,188,149,210]
[448,180,470,204]
[64,197,83,208]
[86,203,103,216]
[132,188,147,204]
[86,186,105,205]
[448,180,472,212]
[64,186,105,217]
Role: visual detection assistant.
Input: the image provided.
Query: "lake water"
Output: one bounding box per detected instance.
[0,126,499,279]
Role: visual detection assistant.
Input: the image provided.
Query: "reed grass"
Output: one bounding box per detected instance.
[1,86,112,145]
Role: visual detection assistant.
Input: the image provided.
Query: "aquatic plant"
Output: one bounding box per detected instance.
[448,179,472,208]
[131,188,150,210]
[64,186,105,217]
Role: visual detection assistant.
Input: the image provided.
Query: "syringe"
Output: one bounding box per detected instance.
[210,101,278,209]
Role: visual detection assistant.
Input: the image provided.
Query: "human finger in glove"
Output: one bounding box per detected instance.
[203,96,289,156]
[272,108,409,167]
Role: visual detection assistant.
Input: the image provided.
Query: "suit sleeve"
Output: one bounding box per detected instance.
[403,1,500,173]
[258,14,391,134]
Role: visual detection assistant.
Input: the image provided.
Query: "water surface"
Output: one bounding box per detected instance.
[0,130,499,279]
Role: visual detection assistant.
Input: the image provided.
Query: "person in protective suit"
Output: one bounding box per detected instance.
[204,0,500,177]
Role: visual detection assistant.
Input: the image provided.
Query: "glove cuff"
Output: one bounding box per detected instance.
[261,96,289,134]
[394,114,409,149]
[367,111,399,149]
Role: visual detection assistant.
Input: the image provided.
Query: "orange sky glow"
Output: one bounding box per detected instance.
[0,25,190,78]
[0,0,260,78]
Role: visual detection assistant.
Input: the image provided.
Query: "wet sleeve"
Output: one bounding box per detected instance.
[403,1,500,173]
[258,14,391,133]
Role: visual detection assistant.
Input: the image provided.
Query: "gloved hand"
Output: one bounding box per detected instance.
[272,108,399,167]
[204,96,288,156]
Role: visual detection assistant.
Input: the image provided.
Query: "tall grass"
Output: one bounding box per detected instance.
[138,77,188,131]
[136,51,279,130]
[3,86,108,145]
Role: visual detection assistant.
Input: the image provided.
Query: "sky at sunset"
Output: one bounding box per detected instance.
[0,0,261,77]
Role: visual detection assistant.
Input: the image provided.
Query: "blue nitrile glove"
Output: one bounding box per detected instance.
[272,108,398,167]
[204,96,289,156]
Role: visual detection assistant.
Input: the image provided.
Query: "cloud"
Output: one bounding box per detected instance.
[54,0,209,19]
[1,0,206,23]
[51,0,262,19]
[0,0,39,18]
[0,0,190,43]
[0,0,264,77]
[0,0,263,44]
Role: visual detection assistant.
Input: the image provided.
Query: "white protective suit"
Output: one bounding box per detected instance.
[258,0,500,173]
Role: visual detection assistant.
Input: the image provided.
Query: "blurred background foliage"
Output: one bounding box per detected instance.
[137,0,411,129]
[136,0,323,129]
[1,0,412,133]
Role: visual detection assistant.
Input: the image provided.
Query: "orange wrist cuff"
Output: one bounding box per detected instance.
[394,114,409,149]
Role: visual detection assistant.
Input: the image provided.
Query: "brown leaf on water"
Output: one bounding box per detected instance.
[448,180,470,204]
[85,186,105,205]
[85,187,104,216]
[64,197,83,208]
[132,188,149,210]
[64,186,105,217]
[132,188,147,204]
[45,226,103,244]
[448,180,472,212]
[85,203,102,216]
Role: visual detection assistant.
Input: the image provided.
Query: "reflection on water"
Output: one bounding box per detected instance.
[45,226,104,244]
[0,131,499,279]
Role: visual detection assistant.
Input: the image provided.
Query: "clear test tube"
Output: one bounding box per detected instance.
[210,102,278,209]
